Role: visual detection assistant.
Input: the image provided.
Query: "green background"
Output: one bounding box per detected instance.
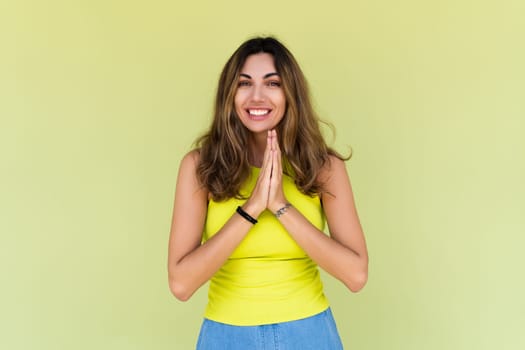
[1,0,524,349]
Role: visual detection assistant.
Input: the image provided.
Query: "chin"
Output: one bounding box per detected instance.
[241,117,284,133]
[242,121,278,134]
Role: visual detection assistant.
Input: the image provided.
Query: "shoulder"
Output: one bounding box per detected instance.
[317,155,351,199]
[179,149,201,172]
[177,149,202,187]
[177,149,210,199]
[318,155,348,183]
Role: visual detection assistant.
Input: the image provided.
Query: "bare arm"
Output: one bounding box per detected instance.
[167,137,273,301]
[267,135,368,292]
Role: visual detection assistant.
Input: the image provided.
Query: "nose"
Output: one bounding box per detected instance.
[250,84,265,102]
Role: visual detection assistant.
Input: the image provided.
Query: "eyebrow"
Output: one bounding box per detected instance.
[239,72,280,79]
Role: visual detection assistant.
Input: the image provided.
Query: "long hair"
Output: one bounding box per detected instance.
[195,36,349,201]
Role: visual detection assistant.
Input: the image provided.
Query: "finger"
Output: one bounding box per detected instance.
[272,130,282,176]
[269,149,283,203]
[270,131,276,173]
[258,131,271,173]
[263,130,272,160]
[276,146,282,178]
[249,133,272,209]
[270,149,276,185]
[261,134,273,181]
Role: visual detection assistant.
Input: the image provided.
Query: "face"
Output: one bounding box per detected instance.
[234,53,286,135]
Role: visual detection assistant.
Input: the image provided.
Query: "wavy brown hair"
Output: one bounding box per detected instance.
[195,36,350,201]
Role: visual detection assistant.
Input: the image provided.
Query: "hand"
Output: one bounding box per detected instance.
[267,129,288,213]
[243,130,288,217]
[242,130,274,217]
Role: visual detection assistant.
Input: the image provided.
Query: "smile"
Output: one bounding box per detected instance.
[248,109,271,116]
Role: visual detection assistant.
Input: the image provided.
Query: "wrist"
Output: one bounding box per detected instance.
[241,201,264,219]
[236,206,258,225]
[269,202,291,216]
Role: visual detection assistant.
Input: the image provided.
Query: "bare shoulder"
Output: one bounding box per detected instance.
[318,155,349,184]
[176,149,208,197]
[179,149,201,170]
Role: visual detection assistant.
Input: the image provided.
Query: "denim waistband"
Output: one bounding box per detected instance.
[196,307,343,350]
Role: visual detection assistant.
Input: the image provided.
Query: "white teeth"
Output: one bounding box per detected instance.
[248,109,270,116]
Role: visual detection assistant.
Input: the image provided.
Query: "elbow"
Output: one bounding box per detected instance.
[347,272,368,293]
[169,277,193,302]
[344,268,368,293]
[346,254,369,293]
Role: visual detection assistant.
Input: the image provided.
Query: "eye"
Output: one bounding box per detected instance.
[267,81,281,87]
[238,80,251,87]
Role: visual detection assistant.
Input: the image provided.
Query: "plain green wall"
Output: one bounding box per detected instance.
[1,0,524,349]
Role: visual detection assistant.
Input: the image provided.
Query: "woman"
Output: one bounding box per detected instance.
[168,36,368,349]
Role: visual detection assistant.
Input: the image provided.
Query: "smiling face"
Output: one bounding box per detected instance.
[234,53,286,135]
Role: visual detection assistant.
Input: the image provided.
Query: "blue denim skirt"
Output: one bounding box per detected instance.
[196,307,343,350]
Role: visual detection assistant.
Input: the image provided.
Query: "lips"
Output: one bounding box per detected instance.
[247,109,271,116]
[244,108,272,120]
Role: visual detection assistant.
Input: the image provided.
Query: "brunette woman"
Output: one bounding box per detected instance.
[168,36,368,349]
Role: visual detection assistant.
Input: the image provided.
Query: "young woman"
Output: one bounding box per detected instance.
[168,36,368,349]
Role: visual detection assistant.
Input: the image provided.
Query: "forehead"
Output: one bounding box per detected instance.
[240,53,277,76]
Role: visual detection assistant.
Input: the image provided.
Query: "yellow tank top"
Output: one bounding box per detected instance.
[202,166,330,326]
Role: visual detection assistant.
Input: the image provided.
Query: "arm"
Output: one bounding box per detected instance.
[167,141,273,301]
[267,136,368,292]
